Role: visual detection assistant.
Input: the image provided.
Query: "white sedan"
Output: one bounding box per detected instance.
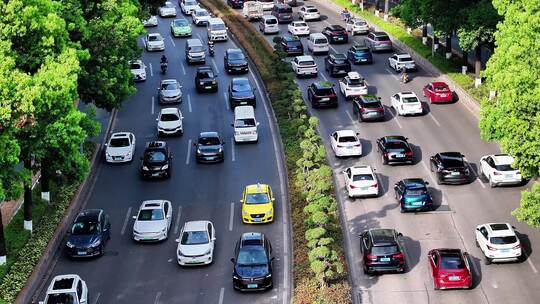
[143,15,158,27]
[480,154,523,187]
[159,2,177,17]
[343,166,379,198]
[130,60,146,82]
[475,222,522,264]
[288,21,310,36]
[291,55,317,77]
[330,130,362,157]
[157,108,184,136]
[388,53,416,72]
[339,71,367,99]
[192,8,211,25]
[176,220,215,266]
[105,132,136,163]
[391,92,423,116]
[132,200,173,242]
[145,33,165,51]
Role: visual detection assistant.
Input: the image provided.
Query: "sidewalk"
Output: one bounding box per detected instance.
[1,174,40,228]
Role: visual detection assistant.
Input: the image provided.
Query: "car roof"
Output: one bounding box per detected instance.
[304,5,317,9]
[402,178,427,188]
[197,65,213,72]
[232,77,249,84]
[283,35,300,42]
[335,129,356,137]
[241,232,264,245]
[368,228,397,245]
[349,165,374,175]
[130,59,143,65]
[328,25,345,30]
[148,33,161,37]
[226,48,243,54]
[372,31,389,37]
[330,53,347,60]
[160,107,180,115]
[199,131,219,138]
[484,223,515,236]
[382,135,407,142]
[146,141,167,149]
[491,154,514,165]
[183,220,210,232]
[245,183,270,194]
[395,53,412,58]
[48,274,80,293]
[75,209,102,222]
[436,248,464,257]
[111,132,131,138]
[310,32,326,38]
[347,71,361,79]
[141,200,168,209]
[360,95,380,102]
[296,55,314,61]
[292,20,306,25]
[431,81,448,87]
[313,81,333,89]
[398,91,417,98]
[194,8,207,12]
[439,152,463,158]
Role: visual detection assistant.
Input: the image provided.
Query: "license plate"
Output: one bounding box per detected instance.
[361,59,367,61]
[152,173,160,177]
[240,101,247,105]
[449,276,460,281]
[451,172,460,176]
[360,187,368,191]
[440,94,447,97]
[337,70,345,74]
[320,98,330,102]
[380,257,390,262]
[366,112,377,116]
[412,201,423,206]
[395,153,404,158]
[206,157,215,160]
[500,249,510,253]
[205,86,211,89]
[336,37,343,40]
[347,146,354,149]
[252,218,263,222]
[78,251,86,255]
[247,284,258,289]
[504,174,513,178]
[144,236,155,240]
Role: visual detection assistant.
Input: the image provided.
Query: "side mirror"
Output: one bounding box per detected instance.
[132,216,137,220]
[193,142,197,146]
[212,237,216,241]
[176,238,180,243]
[394,183,398,187]
[425,181,429,185]
[512,225,516,229]
[256,122,260,126]
[476,228,480,231]
[272,198,276,201]
[231,123,234,127]
[230,258,235,263]
[240,199,244,203]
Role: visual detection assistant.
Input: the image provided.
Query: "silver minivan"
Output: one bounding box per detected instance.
[259,15,279,35]
[185,38,206,64]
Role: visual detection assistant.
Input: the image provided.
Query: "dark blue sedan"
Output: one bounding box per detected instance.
[65,209,110,258]
[394,179,433,212]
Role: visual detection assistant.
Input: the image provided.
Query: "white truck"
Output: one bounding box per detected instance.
[243,1,263,21]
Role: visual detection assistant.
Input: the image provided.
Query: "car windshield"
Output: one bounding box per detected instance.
[440,254,465,269]
[232,81,251,92]
[278,7,293,13]
[160,113,179,121]
[237,246,268,266]
[352,174,373,181]
[148,35,160,41]
[495,164,515,171]
[199,136,221,145]
[228,51,245,60]
[45,292,77,304]
[145,150,166,163]
[362,101,381,108]
[246,193,270,204]
[196,10,209,16]
[355,21,366,26]
[174,19,188,26]
[348,78,364,86]
[402,96,419,103]
[266,18,278,24]
[399,56,413,62]
[137,209,164,221]
[314,38,327,44]
[186,0,197,5]
[372,245,398,255]
[234,118,256,128]
[181,231,209,245]
[385,141,407,152]
[287,41,302,47]
[71,221,99,235]
[434,85,449,91]
[440,156,464,167]
[306,8,318,13]
[405,188,427,196]
[315,88,334,95]
[353,47,369,53]
[162,82,179,90]
[131,63,142,69]
[299,60,315,66]
[190,45,204,52]
[490,236,518,245]
[211,23,226,30]
[375,35,390,41]
[338,136,357,143]
[109,137,130,147]
[295,22,307,27]
[198,71,214,78]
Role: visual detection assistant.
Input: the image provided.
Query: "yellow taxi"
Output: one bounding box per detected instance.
[241,183,275,224]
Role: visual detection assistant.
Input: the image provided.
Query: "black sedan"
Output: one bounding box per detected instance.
[324,53,351,77]
[65,209,110,258]
[140,141,172,179]
[195,66,218,92]
[430,152,471,184]
[322,25,348,44]
[224,48,249,74]
[194,132,224,163]
[228,77,256,108]
[376,136,414,165]
[231,232,274,291]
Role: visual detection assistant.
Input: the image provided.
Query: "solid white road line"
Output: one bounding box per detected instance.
[211,58,219,73]
[174,206,182,235]
[218,287,225,304]
[388,109,403,129]
[524,252,539,274]
[120,207,132,236]
[324,20,332,26]
[345,109,355,123]
[223,92,230,110]
[180,61,186,75]
[169,36,176,47]
[428,112,441,127]
[229,202,235,231]
[92,292,101,304]
[151,96,155,115]
[154,291,162,304]
[320,72,329,82]
[185,139,192,165]
[421,161,438,185]
[140,38,146,48]
[149,63,154,77]
[467,163,486,188]
[187,94,192,113]
[231,137,236,162]
[329,45,338,54]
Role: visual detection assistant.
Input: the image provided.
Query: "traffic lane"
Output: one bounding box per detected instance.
[38,16,287,304]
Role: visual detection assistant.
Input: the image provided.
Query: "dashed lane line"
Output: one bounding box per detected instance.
[229,202,235,231]
[120,207,132,236]
[185,139,192,165]
[173,206,182,235]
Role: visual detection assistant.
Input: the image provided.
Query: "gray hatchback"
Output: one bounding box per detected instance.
[364,32,393,52]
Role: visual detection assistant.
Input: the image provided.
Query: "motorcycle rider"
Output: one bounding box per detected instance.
[208,40,215,56]
[160,55,168,73]
[341,8,351,21]
[401,68,409,83]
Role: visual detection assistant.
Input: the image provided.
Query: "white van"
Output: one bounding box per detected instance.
[207,17,228,41]
[307,33,329,54]
[232,106,259,143]
[243,1,263,20]
[259,15,279,34]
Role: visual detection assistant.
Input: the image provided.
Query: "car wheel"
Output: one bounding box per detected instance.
[99,245,105,256]
[484,256,492,265]
[363,264,370,275]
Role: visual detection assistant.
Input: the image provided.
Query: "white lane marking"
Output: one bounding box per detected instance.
[187,94,192,113]
[345,109,355,123]
[223,92,230,110]
[169,36,176,47]
[428,112,441,127]
[174,206,182,235]
[388,108,403,129]
[92,292,101,304]
[149,63,154,77]
[231,137,236,162]
[385,68,400,81]
[180,61,186,75]
[154,291,162,304]
[218,287,225,304]
[321,72,329,81]
[229,202,235,231]
[120,207,132,236]
[467,162,486,188]
[524,252,539,274]
[211,58,219,73]
[151,96,155,115]
[324,20,332,26]
[329,45,338,54]
[421,161,438,185]
[492,281,498,289]
[185,139,192,165]
[140,38,146,48]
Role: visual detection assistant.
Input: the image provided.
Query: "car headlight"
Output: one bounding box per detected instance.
[203,249,211,255]
[142,166,149,171]
[66,241,75,248]
[161,164,169,170]
[197,149,202,154]
[242,211,249,216]
[161,227,167,232]
[212,80,217,84]
[266,208,273,216]
[199,81,204,85]
[177,250,184,257]
[105,152,111,158]
[233,275,241,280]
[218,147,223,153]
[126,151,132,157]
[90,239,101,247]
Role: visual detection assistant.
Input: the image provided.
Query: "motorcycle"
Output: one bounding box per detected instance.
[160,62,167,74]
[209,44,215,57]
[401,71,409,83]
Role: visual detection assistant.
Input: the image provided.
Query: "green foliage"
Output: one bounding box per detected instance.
[457,0,500,52]
[512,183,540,228]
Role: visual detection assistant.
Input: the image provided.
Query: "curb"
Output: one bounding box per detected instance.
[15,109,117,304]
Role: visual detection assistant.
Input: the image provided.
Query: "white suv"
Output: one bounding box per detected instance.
[475,223,522,264]
[391,92,423,116]
[388,53,416,72]
[343,165,379,198]
[105,132,136,163]
[39,274,88,304]
[480,154,523,187]
[291,55,317,77]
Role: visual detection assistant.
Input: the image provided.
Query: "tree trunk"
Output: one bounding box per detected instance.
[0,207,6,266]
[445,36,452,59]
[422,25,428,45]
[41,158,50,203]
[23,158,32,232]
[474,44,482,87]
[383,0,389,20]
[462,50,468,74]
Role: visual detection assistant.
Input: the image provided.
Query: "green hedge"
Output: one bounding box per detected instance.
[0,142,96,303]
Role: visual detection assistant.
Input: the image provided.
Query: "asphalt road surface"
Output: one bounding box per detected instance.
[34,3,291,304]
[234,0,539,303]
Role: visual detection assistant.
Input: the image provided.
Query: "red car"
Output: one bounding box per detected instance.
[428,248,473,290]
[423,82,453,103]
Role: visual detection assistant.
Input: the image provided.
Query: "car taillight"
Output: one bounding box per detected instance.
[513,244,522,249]
[393,252,404,260]
[405,152,413,157]
[370,183,378,188]
[349,184,356,189]
[337,144,344,147]
[487,244,497,251]
[360,107,366,113]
